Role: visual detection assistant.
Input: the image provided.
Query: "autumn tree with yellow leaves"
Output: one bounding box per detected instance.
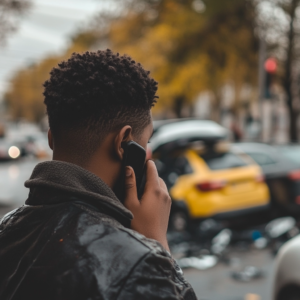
[5,0,259,121]
[4,30,100,122]
[109,0,259,119]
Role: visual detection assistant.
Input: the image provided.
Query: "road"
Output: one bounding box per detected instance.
[0,157,40,216]
[0,158,276,300]
[184,249,275,300]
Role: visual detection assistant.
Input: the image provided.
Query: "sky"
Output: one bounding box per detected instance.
[0,0,111,97]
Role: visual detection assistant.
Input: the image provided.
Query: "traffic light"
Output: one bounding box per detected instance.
[264,58,277,99]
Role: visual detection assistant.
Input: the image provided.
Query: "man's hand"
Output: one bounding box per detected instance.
[124,160,171,251]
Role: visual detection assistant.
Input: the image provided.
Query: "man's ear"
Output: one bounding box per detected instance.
[48,129,53,150]
[114,125,132,160]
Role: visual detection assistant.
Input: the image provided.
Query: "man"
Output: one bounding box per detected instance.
[0,49,197,300]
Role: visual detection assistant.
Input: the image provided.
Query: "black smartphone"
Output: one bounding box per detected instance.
[115,141,147,202]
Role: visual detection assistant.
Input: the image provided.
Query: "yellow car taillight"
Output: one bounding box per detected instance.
[195,180,227,192]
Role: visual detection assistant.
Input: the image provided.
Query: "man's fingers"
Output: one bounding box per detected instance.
[144,160,160,190]
[123,166,139,209]
[159,178,168,193]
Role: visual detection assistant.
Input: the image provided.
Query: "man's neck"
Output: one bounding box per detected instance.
[51,132,121,189]
[52,151,119,189]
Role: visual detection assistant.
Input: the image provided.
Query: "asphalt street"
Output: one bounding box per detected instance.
[0,158,39,216]
[0,158,276,300]
[184,249,274,300]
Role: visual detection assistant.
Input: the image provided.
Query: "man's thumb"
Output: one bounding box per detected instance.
[124,167,139,207]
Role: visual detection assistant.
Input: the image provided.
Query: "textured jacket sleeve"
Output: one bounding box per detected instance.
[116,250,198,300]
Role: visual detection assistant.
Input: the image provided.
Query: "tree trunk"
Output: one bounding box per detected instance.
[284,0,299,142]
[288,103,298,141]
[173,96,184,118]
[211,90,221,122]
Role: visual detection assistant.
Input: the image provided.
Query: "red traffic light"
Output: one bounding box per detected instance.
[264,58,277,74]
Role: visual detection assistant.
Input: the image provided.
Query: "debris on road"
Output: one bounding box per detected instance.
[231,266,264,282]
[211,229,232,255]
[253,237,268,249]
[178,255,218,270]
[265,217,296,238]
[169,216,300,272]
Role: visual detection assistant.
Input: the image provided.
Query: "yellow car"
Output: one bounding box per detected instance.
[154,146,270,231]
[151,119,270,231]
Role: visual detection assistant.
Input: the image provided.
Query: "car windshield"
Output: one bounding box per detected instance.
[200,152,248,170]
[245,152,276,166]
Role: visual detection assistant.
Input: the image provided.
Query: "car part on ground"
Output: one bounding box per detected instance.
[254,237,268,249]
[211,229,232,255]
[169,211,189,231]
[266,217,299,256]
[197,218,225,238]
[168,217,300,277]
[178,255,218,270]
[231,266,265,282]
[265,217,296,239]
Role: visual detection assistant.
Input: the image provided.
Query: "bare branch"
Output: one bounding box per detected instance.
[0,0,31,44]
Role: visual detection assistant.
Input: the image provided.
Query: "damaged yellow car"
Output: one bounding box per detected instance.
[151,120,270,231]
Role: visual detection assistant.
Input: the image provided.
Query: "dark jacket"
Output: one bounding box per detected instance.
[0,161,197,300]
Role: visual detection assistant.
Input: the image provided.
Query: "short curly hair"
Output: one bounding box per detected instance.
[43,49,158,161]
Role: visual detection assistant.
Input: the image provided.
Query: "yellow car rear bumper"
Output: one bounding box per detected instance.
[172,183,270,219]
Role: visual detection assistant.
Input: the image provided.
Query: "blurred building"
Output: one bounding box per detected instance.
[193,83,290,144]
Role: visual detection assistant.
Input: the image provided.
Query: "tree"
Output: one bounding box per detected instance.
[108,0,259,118]
[283,0,300,141]
[5,30,100,121]
[257,0,300,141]
[5,0,260,122]
[0,0,31,44]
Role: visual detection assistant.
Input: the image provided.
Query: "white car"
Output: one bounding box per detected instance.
[151,119,230,153]
[272,235,300,300]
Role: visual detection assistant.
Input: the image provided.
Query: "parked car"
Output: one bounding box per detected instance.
[7,132,51,159]
[275,144,300,167]
[0,139,23,161]
[151,119,230,152]
[150,121,269,231]
[272,234,300,300]
[232,143,300,215]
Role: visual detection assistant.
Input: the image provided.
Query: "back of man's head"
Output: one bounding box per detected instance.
[43,49,158,163]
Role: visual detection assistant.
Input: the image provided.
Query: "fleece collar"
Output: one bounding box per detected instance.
[25,160,133,227]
